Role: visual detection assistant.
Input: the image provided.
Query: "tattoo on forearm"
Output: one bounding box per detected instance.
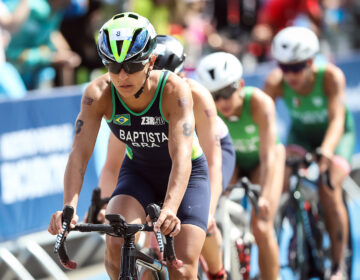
[178,97,189,108]
[75,119,84,134]
[205,109,215,118]
[182,123,192,136]
[79,168,85,179]
[82,96,94,106]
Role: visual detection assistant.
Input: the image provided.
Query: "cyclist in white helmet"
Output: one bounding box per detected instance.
[48,13,211,279]
[196,52,285,280]
[264,26,355,279]
[95,35,236,279]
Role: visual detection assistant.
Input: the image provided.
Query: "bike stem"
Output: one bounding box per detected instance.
[119,235,138,280]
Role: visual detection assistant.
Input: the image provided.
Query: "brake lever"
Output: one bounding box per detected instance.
[147,203,164,253]
[54,205,77,270]
[54,206,74,253]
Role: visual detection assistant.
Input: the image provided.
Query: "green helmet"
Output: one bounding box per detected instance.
[97,12,157,65]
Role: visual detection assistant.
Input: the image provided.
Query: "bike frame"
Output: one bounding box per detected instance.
[289,172,324,276]
[119,234,169,280]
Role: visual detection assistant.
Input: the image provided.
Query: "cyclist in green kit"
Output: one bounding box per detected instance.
[264,26,355,279]
[196,52,285,280]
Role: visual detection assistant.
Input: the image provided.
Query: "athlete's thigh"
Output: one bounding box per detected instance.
[106,194,146,224]
[170,224,206,276]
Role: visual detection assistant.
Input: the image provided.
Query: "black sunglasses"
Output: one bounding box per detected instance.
[212,82,239,101]
[278,61,307,73]
[105,59,149,74]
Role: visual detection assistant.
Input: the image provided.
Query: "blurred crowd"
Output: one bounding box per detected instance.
[1,0,360,98]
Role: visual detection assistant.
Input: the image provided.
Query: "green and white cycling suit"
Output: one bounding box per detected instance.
[219,87,260,172]
[283,64,355,162]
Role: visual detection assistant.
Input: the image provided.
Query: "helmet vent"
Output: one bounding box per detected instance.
[113,14,124,19]
[113,14,124,20]
[104,29,111,53]
[208,69,215,80]
[128,13,139,20]
[128,29,142,59]
[116,40,124,56]
[293,43,300,53]
[223,61,227,71]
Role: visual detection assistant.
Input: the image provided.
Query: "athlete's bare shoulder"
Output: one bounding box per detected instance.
[252,87,276,111]
[322,63,346,97]
[186,78,212,100]
[161,72,193,118]
[323,63,346,86]
[251,87,276,124]
[84,73,111,100]
[263,68,284,99]
[80,73,112,116]
[162,71,192,99]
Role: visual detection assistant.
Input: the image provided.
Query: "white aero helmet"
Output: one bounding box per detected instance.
[271,26,319,64]
[195,52,243,92]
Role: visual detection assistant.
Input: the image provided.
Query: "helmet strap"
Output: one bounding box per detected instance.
[134,69,150,99]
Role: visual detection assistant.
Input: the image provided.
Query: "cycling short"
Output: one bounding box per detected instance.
[112,154,210,232]
[287,125,355,163]
[221,133,236,192]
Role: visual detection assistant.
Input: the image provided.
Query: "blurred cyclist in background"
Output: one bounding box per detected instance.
[196,52,285,280]
[48,12,211,279]
[96,34,236,279]
[264,26,355,279]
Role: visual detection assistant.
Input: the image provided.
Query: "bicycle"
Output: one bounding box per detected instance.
[275,149,352,280]
[54,203,183,280]
[198,176,261,280]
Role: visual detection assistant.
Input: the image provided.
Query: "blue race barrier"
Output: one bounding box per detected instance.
[0,87,100,241]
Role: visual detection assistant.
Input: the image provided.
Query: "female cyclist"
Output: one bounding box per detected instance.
[196,52,285,280]
[264,26,355,279]
[48,12,210,279]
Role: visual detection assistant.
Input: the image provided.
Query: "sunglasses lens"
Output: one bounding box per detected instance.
[106,59,148,74]
[123,61,147,74]
[213,84,237,101]
[106,63,122,74]
[279,62,307,73]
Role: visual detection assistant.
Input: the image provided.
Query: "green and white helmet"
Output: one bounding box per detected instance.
[97,12,157,65]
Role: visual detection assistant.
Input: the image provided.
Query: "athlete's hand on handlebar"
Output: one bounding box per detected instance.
[147,207,180,237]
[48,210,78,235]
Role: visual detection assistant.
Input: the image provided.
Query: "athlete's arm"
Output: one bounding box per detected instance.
[0,0,29,32]
[263,68,284,100]
[48,77,109,234]
[98,133,126,198]
[159,73,195,236]
[252,89,278,204]
[321,64,346,165]
[189,79,222,217]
